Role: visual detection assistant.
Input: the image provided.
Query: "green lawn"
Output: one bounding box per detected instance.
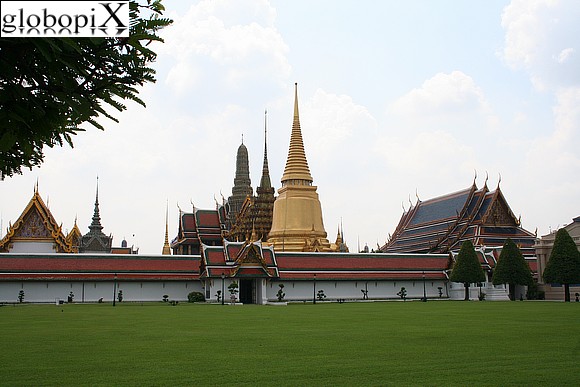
[1,301,579,386]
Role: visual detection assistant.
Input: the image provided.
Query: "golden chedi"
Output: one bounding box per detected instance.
[268,83,331,252]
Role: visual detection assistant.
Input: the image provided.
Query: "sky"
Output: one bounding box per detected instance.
[1,0,579,254]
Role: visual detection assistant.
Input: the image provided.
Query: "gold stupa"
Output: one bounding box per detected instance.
[267,83,331,252]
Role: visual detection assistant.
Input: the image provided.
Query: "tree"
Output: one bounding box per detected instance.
[543,228,580,302]
[492,238,533,300]
[450,240,486,300]
[0,0,172,179]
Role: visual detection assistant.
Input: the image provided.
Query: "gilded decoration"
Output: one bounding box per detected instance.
[0,188,73,253]
[14,209,50,238]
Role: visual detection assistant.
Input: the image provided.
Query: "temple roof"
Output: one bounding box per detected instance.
[383,182,536,257]
[275,252,450,280]
[0,187,73,253]
[199,240,279,279]
[280,83,313,185]
[0,253,200,281]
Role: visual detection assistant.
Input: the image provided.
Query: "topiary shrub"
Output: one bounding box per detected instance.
[187,291,205,303]
[276,284,285,302]
[397,287,407,301]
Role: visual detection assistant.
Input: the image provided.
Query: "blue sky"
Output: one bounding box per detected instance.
[1,0,579,254]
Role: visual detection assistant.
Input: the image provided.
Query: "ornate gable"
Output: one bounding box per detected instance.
[481,189,518,227]
[231,242,272,277]
[0,189,72,253]
[65,221,82,253]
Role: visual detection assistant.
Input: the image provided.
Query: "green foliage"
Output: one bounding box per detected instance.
[450,241,485,300]
[450,241,486,284]
[0,0,172,179]
[276,284,285,302]
[117,290,123,303]
[526,281,540,300]
[214,290,222,303]
[543,228,580,302]
[187,291,205,303]
[543,228,580,285]
[316,290,326,301]
[17,290,24,303]
[493,238,533,300]
[162,295,168,302]
[1,303,580,385]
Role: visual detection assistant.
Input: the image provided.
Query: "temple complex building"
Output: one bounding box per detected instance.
[2,82,547,304]
[381,179,538,300]
[381,180,537,260]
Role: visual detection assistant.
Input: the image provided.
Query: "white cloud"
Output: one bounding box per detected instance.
[556,47,574,63]
[501,0,580,91]
[160,0,290,98]
[389,71,489,117]
[301,89,377,163]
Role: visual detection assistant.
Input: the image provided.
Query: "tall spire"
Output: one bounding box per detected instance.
[281,83,313,185]
[88,176,103,234]
[80,176,112,253]
[268,83,330,252]
[259,109,272,190]
[162,200,171,255]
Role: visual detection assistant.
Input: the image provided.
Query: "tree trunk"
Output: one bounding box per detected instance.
[564,284,570,302]
[509,283,516,301]
[464,283,470,301]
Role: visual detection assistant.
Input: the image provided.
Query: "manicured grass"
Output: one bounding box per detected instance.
[1,301,579,386]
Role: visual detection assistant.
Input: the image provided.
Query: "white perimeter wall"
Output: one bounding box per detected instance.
[2,279,456,303]
[266,279,448,302]
[202,278,449,304]
[0,281,203,303]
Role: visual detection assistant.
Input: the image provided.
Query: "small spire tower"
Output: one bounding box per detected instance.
[162,201,171,255]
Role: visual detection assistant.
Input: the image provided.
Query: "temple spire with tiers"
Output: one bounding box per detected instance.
[268,83,331,252]
[227,138,253,228]
[80,177,112,253]
[227,110,275,242]
[162,201,171,255]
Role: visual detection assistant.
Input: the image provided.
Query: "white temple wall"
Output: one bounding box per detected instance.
[9,242,56,253]
[0,281,202,303]
[266,279,449,301]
